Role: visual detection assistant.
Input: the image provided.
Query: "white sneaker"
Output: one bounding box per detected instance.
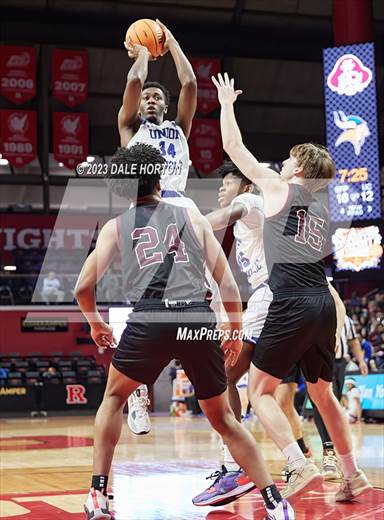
[84,488,112,520]
[281,460,323,499]
[322,449,343,481]
[335,470,372,501]
[127,384,151,435]
[265,499,295,519]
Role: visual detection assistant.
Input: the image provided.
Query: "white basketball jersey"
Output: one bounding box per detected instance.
[127,119,190,192]
[231,192,268,289]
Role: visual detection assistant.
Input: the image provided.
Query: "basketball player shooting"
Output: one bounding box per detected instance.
[212,72,372,502]
[119,19,197,205]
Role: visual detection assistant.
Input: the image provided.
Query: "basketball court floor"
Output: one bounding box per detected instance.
[1,415,383,519]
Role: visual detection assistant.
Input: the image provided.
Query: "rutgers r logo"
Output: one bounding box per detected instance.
[66,384,88,404]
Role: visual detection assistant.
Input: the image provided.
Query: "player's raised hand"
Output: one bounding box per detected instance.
[221,335,242,368]
[124,38,153,60]
[91,322,117,350]
[156,19,176,55]
[212,72,243,105]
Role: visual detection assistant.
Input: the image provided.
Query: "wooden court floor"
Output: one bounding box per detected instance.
[0,414,383,519]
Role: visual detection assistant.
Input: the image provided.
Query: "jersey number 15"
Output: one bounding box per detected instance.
[294,209,325,252]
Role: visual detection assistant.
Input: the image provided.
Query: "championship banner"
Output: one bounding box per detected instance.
[189,119,223,174]
[323,43,381,222]
[52,49,88,107]
[53,112,88,169]
[0,46,36,104]
[0,109,37,168]
[190,58,220,114]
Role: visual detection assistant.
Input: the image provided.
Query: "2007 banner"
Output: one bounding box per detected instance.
[52,49,88,108]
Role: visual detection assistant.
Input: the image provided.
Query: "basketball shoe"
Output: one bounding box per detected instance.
[281,446,313,483]
[281,460,323,499]
[265,499,295,519]
[335,470,372,501]
[84,488,113,520]
[192,465,256,507]
[127,384,151,435]
[322,446,343,481]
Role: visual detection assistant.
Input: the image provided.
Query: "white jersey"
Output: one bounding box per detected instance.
[231,193,268,289]
[127,118,190,192]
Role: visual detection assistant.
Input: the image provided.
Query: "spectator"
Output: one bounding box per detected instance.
[359,334,373,364]
[42,366,60,381]
[41,271,65,304]
[0,367,8,385]
[98,270,121,302]
[345,354,359,373]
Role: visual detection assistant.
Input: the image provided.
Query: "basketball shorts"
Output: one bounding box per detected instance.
[243,283,273,345]
[281,365,302,385]
[112,301,227,400]
[252,287,337,383]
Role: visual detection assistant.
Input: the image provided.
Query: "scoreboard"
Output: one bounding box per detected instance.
[323,43,381,222]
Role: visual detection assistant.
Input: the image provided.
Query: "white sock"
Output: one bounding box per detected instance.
[222,444,238,472]
[338,452,358,479]
[283,442,307,471]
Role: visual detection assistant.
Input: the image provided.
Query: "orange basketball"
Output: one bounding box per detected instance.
[126,19,165,58]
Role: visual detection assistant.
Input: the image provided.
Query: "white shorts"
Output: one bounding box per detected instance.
[243,283,273,345]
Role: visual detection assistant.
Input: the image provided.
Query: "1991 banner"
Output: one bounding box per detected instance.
[323,43,381,222]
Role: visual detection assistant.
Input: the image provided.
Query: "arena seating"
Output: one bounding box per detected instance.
[0,354,106,387]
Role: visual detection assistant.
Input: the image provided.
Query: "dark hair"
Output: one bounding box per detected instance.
[143,81,170,105]
[106,144,165,200]
[214,160,252,185]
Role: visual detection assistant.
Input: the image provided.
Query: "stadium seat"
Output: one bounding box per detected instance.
[25,371,41,385]
[58,360,73,370]
[36,361,49,373]
[7,372,23,386]
[62,370,77,384]
[87,370,105,384]
[14,361,29,373]
[76,360,91,374]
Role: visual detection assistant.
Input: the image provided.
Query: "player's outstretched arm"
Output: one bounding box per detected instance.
[212,73,286,198]
[118,41,151,147]
[205,203,247,231]
[74,219,119,348]
[157,19,197,138]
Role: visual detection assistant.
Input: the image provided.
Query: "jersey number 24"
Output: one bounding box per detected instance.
[132,223,189,268]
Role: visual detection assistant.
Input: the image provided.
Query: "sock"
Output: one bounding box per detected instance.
[283,442,306,471]
[261,484,282,509]
[91,475,108,496]
[338,452,359,479]
[222,444,238,472]
[323,441,334,454]
[297,437,308,454]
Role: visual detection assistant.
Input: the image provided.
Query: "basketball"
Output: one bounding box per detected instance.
[126,19,165,58]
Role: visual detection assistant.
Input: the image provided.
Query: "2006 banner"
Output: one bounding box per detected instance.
[0,46,36,104]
